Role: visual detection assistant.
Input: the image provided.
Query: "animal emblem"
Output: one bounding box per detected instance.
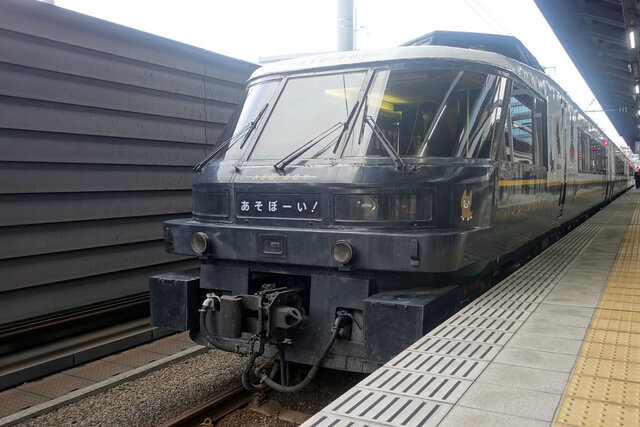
[461,190,473,221]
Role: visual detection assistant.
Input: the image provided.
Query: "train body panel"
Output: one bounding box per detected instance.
[150,35,633,384]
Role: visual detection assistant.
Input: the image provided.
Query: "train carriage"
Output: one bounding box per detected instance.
[150,32,632,392]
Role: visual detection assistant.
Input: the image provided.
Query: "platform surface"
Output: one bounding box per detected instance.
[305,189,640,426]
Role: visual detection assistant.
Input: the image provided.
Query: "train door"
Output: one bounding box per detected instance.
[506,83,547,199]
[494,81,548,235]
[557,106,568,218]
[607,144,615,200]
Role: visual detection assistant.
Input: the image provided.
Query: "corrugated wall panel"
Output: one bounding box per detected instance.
[1,242,187,292]
[0,163,195,193]
[2,261,200,325]
[1,131,208,166]
[0,215,181,259]
[0,0,258,326]
[0,191,193,226]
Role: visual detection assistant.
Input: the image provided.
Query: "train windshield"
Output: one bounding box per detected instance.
[249,72,367,160]
[223,66,507,162]
[345,68,507,159]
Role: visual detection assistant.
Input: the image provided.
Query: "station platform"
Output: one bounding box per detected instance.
[305,189,640,426]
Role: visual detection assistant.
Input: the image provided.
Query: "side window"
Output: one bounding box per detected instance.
[506,83,546,167]
[534,98,547,168]
[509,86,534,164]
[501,112,512,161]
[590,139,607,173]
[578,129,587,172]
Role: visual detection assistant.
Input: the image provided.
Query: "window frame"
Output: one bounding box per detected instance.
[500,80,547,168]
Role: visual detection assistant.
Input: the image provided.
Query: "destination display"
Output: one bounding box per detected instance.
[236,194,322,219]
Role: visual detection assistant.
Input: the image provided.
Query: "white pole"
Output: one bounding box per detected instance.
[337,0,354,51]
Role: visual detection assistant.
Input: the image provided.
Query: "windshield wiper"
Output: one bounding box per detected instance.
[273,122,343,172]
[363,115,407,171]
[274,100,361,172]
[332,100,360,154]
[194,103,269,172]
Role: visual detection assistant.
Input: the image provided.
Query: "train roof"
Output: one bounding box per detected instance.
[249,45,544,82]
[402,31,544,72]
[248,45,621,157]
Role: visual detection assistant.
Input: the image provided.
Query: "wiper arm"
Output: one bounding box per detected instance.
[194,103,269,173]
[332,100,360,154]
[363,115,407,171]
[274,100,361,172]
[273,121,343,172]
[239,102,269,149]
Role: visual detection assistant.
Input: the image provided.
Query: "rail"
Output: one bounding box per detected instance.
[160,386,253,427]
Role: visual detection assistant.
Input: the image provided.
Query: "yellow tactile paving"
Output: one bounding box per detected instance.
[598,301,640,312]
[556,398,640,427]
[590,318,640,334]
[602,287,640,296]
[573,357,640,383]
[564,375,640,406]
[556,196,640,426]
[599,294,640,304]
[585,329,640,347]
[580,342,636,363]
[594,309,640,322]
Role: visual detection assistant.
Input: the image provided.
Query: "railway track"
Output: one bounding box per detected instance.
[159,364,367,427]
[160,386,315,427]
[160,387,253,427]
[0,294,161,390]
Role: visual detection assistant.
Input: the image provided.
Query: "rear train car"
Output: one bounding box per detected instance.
[150,32,632,391]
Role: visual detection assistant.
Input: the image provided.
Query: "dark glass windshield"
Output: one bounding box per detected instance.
[249,71,366,160]
[221,80,279,160]
[345,68,507,159]
[221,65,507,164]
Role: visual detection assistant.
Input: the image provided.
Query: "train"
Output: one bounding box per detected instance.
[150,32,633,392]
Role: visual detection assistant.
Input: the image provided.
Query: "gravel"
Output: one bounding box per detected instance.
[16,351,366,427]
[18,349,248,427]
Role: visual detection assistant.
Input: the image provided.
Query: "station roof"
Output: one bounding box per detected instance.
[535,0,639,149]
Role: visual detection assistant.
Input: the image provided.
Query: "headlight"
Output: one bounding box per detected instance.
[392,195,420,221]
[335,193,431,222]
[190,232,209,255]
[334,195,379,221]
[192,190,229,219]
[331,241,353,264]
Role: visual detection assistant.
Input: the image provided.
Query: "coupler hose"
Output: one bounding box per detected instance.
[199,298,251,355]
[241,338,281,392]
[259,314,350,393]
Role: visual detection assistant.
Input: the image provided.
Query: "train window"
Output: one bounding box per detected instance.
[218,80,279,160]
[249,71,367,160]
[615,150,625,176]
[578,129,588,172]
[344,68,507,159]
[500,118,512,161]
[534,98,547,168]
[591,139,607,173]
[509,86,534,164]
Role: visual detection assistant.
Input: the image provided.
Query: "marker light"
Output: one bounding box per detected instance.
[331,241,353,264]
[190,232,209,255]
[630,30,636,49]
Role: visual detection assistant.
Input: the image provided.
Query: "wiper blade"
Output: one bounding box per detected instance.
[194,103,269,173]
[274,100,361,172]
[363,115,407,171]
[332,100,360,154]
[273,121,343,172]
[239,102,269,149]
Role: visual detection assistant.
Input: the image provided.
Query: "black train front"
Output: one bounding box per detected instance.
[150,32,632,392]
